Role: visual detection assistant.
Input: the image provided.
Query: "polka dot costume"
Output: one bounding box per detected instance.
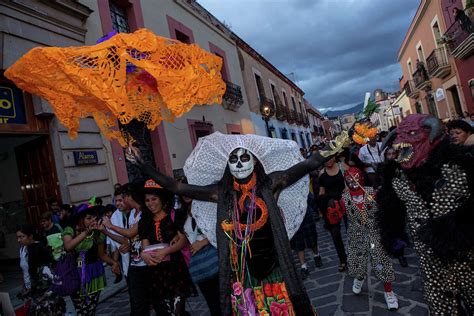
[393,164,474,314]
[342,186,395,283]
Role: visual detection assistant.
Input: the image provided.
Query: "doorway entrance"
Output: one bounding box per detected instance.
[447,86,464,118]
[425,94,439,118]
[0,134,60,258]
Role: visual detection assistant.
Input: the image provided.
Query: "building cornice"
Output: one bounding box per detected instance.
[175,0,236,46]
[1,0,92,37]
[398,0,430,61]
[180,0,304,95]
[234,36,304,95]
[40,0,93,20]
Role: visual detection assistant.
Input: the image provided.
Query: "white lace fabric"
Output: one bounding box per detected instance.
[183,132,309,246]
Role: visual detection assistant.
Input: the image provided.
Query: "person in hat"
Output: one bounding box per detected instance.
[137,178,193,315]
[63,205,121,315]
[126,132,331,315]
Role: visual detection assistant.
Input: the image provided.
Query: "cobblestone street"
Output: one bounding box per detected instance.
[97,220,429,316]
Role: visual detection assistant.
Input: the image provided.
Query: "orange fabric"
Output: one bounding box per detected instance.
[5,28,226,145]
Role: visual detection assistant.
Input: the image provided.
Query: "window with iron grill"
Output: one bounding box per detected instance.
[110,1,131,33]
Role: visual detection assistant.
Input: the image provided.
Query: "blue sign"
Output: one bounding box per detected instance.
[0,85,27,124]
[73,151,98,166]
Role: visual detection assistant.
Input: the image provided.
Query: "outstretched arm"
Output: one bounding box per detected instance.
[270,152,328,192]
[127,145,218,202]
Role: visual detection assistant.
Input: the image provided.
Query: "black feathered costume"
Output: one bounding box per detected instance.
[377,114,474,315]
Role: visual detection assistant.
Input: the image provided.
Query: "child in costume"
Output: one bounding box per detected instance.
[340,167,398,311]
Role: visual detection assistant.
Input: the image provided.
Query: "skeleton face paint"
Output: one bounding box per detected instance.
[228,148,255,179]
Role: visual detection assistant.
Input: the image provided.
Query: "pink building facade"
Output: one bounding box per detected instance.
[398,0,474,119]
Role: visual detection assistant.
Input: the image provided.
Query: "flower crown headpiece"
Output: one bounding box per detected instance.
[352,123,378,145]
[320,131,351,157]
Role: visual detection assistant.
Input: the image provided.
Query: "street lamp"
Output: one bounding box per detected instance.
[260,99,275,137]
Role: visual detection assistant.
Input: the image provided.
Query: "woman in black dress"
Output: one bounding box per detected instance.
[139,181,193,315]
[318,156,348,272]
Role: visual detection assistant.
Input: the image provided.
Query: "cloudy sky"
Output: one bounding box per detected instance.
[198,0,419,112]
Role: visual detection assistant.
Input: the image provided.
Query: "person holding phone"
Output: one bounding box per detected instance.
[63,204,121,315]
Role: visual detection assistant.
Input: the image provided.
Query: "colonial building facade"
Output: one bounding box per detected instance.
[398,0,474,119]
[234,36,313,148]
[0,0,124,259]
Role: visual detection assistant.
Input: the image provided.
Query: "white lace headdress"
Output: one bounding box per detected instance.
[183,132,309,246]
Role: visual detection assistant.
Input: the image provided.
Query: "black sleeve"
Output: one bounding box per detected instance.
[138,217,151,241]
[270,152,330,193]
[138,162,219,203]
[376,161,409,255]
[27,243,53,278]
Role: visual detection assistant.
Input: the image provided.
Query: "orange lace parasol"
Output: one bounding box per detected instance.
[5,29,226,145]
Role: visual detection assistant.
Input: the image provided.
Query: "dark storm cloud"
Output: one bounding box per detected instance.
[198,0,419,112]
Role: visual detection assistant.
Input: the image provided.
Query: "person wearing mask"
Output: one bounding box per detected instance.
[139,180,193,315]
[447,119,474,145]
[358,136,384,187]
[318,157,348,272]
[340,167,399,311]
[16,224,66,314]
[63,205,121,315]
[103,182,148,316]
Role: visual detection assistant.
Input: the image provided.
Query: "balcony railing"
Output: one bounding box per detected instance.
[303,115,310,127]
[444,9,474,59]
[274,96,287,122]
[259,96,275,117]
[288,109,297,123]
[295,112,304,125]
[403,79,419,99]
[223,81,244,111]
[413,66,431,91]
[426,47,451,78]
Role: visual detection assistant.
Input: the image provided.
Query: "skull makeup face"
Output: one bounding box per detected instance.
[228,148,255,180]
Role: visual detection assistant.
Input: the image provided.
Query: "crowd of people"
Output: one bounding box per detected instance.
[12,115,474,315]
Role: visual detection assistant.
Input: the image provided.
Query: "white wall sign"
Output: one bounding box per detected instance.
[435,88,445,101]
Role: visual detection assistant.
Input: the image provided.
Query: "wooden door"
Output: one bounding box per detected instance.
[15,136,60,224]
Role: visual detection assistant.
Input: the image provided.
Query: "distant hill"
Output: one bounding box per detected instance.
[324,102,364,118]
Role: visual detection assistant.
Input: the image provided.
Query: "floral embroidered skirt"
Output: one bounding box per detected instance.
[231,268,295,316]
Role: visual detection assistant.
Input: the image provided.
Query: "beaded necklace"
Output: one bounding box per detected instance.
[221,172,269,292]
[221,174,268,233]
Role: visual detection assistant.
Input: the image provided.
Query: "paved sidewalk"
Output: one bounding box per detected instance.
[97,219,429,316]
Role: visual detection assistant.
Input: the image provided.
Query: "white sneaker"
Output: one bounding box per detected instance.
[384,291,399,311]
[352,278,364,294]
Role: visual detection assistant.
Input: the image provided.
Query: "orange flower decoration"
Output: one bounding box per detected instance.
[5,28,225,146]
[353,123,378,145]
